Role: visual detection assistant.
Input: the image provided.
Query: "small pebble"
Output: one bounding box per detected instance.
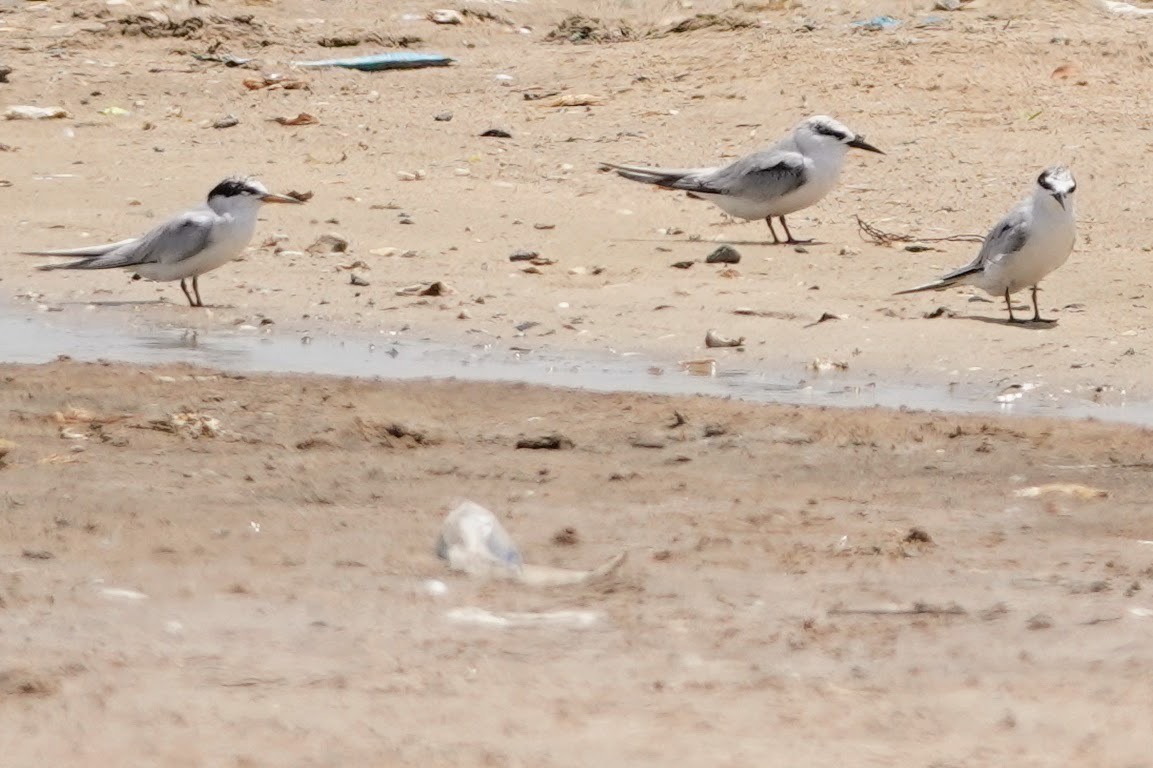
[705,245,741,264]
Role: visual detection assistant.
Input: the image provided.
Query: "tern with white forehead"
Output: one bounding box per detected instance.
[23,177,303,308]
[601,115,884,245]
[895,166,1077,324]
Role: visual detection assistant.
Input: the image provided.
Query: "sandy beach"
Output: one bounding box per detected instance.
[3,0,1153,765]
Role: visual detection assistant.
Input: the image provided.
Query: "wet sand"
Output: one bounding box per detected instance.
[3,359,1153,766]
[3,0,1153,402]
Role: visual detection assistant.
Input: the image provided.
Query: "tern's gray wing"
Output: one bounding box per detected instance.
[21,238,140,258]
[941,202,1032,281]
[685,149,808,200]
[895,201,1032,295]
[36,211,215,272]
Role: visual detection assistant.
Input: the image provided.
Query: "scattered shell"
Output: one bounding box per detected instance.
[428,8,464,24]
[679,358,717,377]
[308,233,349,254]
[809,358,849,373]
[445,607,603,629]
[5,105,71,120]
[1014,484,1109,500]
[397,281,454,297]
[99,587,149,602]
[54,406,98,424]
[243,74,308,91]
[270,112,318,126]
[705,329,745,348]
[538,93,605,108]
[995,383,1035,404]
[164,412,223,439]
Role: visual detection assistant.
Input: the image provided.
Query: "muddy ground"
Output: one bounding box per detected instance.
[2,360,1153,766]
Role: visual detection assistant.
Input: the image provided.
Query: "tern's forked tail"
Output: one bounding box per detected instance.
[20,238,139,259]
[600,162,697,188]
[893,266,981,296]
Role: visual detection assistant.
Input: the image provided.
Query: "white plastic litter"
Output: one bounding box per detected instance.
[436,500,524,579]
[1101,0,1153,15]
[5,106,71,120]
[445,606,604,629]
[434,499,627,586]
[99,587,149,601]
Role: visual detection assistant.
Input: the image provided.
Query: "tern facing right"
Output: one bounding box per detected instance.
[23,177,302,308]
[602,115,884,245]
[894,166,1077,324]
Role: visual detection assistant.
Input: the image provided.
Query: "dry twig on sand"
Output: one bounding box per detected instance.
[855,215,985,247]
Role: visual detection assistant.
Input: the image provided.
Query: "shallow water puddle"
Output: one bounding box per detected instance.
[3,303,1152,426]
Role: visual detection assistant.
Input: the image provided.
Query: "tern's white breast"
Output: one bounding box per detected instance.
[978,202,1076,296]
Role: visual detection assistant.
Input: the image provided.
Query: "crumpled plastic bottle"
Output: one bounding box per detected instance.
[435,500,523,579]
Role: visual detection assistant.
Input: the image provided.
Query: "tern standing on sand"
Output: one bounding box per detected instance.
[601,115,884,245]
[894,166,1077,324]
[23,177,303,308]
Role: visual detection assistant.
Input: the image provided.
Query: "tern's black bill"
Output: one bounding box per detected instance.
[261,193,305,204]
[847,136,885,154]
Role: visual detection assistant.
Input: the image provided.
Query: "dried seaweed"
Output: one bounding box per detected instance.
[855,215,985,247]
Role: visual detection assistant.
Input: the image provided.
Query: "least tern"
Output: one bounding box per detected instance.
[24,177,303,307]
[602,115,884,245]
[895,166,1077,323]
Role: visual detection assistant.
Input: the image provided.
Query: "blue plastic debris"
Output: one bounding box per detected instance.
[850,15,902,31]
[292,51,455,72]
[916,15,950,27]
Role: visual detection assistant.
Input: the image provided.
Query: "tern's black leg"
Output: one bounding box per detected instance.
[778,216,814,246]
[765,217,782,245]
[1030,285,1055,324]
[1004,289,1024,323]
[180,279,196,307]
[192,276,204,308]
